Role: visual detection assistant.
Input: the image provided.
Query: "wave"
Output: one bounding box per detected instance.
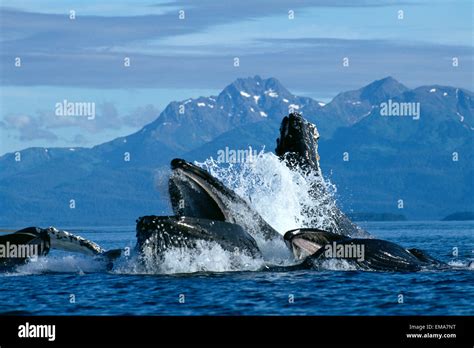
[11,253,107,275]
[448,259,474,269]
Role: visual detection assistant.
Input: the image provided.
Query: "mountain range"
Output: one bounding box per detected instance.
[1,76,473,226]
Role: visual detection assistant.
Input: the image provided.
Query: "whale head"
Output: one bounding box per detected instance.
[169,158,282,242]
[169,158,235,222]
[275,113,369,239]
[135,215,262,259]
[275,112,321,173]
[284,228,346,260]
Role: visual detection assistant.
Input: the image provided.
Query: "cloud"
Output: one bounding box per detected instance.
[7,37,471,100]
[0,1,472,100]
[1,0,401,52]
[72,134,88,145]
[0,103,161,142]
[1,114,58,141]
[0,1,424,88]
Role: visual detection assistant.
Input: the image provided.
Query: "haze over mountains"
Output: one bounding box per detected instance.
[1,76,472,226]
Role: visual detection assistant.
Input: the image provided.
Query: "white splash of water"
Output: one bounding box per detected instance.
[14,253,106,275]
[113,240,264,275]
[317,258,358,271]
[448,259,474,270]
[197,152,339,235]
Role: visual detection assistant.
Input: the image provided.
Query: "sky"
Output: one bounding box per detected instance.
[0,0,472,155]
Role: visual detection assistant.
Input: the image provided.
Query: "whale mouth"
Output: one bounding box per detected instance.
[169,158,283,242]
[169,159,230,222]
[284,228,346,260]
[291,238,322,260]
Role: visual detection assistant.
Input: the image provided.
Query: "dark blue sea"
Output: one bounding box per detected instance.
[1,221,472,315]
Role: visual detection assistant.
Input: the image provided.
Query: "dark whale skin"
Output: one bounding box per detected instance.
[0,227,50,271]
[284,228,445,272]
[136,215,262,259]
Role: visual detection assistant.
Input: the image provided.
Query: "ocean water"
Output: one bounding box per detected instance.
[1,155,472,315]
[0,221,472,316]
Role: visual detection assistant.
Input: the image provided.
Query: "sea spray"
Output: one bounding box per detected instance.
[15,254,107,275]
[113,240,264,275]
[197,152,340,236]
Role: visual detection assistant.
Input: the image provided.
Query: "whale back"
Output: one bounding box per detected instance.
[311,238,425,272]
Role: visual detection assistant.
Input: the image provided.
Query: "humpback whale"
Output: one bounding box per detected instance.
[0,227,50,271]
[276,113,369,238]
[134,159,284,261]
[0,227,119,271]
[136,215,261,259]
[135,112,440,271]
[284,229,444,271]
[3,113,446,273]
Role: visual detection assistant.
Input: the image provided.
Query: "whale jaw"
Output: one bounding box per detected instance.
[284,229,347,260]
[169,159,229,222]
[169,158,282,242]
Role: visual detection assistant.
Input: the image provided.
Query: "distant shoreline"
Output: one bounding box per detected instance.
[348,213,407,222]
[348,211,474,222]
[441,212,474,221]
